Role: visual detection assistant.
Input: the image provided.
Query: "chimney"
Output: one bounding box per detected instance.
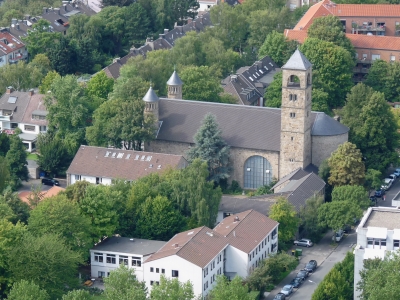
[55,8,60,15]
[187,17,193,24]
[6,86,13,94]
[112,57,120,64]
[43,7,48,14]
[230,75,237,82]
[234,216,240,222]
[145,37,152,44]
[164,28,169,34]
[174,243,179,248]
[11,19,17,25]
[29,89,34,96]
[159,33,165,39]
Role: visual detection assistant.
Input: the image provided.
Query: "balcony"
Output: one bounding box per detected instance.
[9,53,28,64]
[352,24,386,33]
[0,115,11,121]
[353,67,369,74]
[357,59,372,65]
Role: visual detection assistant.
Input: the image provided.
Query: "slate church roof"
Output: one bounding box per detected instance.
[282,49,312,70]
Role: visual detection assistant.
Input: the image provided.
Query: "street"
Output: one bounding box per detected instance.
[265,231,357,300]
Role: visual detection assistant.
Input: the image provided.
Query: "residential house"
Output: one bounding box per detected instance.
[354,207,400,299]
[0,88,47,152]
[217,167,325,222]
[66,146,188,186]
[144,210,278,298]
[90,236,166,282]
[221,55,279,106]
[103,13,212,79]
[0,28,27,66]
[198,0,219,11]
[284,29,400,82]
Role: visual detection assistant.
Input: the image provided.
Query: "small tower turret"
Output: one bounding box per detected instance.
[167,70,183,99]
[143,86,160,124]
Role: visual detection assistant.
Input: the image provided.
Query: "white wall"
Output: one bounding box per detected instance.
[202,248,226,297]
[90,250,145,281]
[70,174,113,185]
[144,255,203,297]
[19,123,40,134]
[224,246,248,278]
[198,1,216,11]
[0,55,6,67]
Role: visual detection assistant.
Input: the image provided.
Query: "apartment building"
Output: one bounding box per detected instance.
[354,207,400,299]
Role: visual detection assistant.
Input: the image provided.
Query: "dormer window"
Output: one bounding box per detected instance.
[32,114,46,120]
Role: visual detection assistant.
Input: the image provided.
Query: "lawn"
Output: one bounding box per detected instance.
[27,153,38,161]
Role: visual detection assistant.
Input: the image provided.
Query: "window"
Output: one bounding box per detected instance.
[259,245,261,251]
[204,267,208,277]
[161,269,165,274]
[290,112,296,118]
[291,137,294,141]
[252,252,254,258]
[119,255,128,266]
[75,175,81,181]
[289,158,294,162]
[32,114,46,120]
[249,254,251,261]
[394,240,400,249]
[94,252,103,263]
[172,270,179,277]
[39,125,47,132]
[98,271,105,278]
[150,281,154,286]
[150,267,154,272]
[256,248,258,254]
[106,254,116,264]
[2,109,12,116]
[391,55,396,62]
[372,54,381,61]
[243,156,273,189]
[156,268,159,273]
[24,125,35,131]
[132,257,141,267]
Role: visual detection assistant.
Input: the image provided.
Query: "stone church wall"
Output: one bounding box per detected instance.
[311,133,348,167]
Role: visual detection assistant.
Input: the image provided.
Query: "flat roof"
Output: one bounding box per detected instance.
[91,236,166,256]
[363,207,400,230]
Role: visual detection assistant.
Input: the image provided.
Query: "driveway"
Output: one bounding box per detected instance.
[18,178,67,192]
[264,230,357,300]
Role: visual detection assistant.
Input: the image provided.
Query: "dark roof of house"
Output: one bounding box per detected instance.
[312,112,349,136]
[92,236,166,256]
[272,167,310,190]
[214,210,279,253]
[145,226,228,268]
[156,98,349,152]
[66,146,187,180]
[282,49,312,71]
[0,91,31,123]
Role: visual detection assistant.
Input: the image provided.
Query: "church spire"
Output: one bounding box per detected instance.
[167,70,183,99]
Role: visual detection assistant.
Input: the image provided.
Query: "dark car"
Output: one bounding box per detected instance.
[290,277,303,288]
[41,178,60,186]
[369,196,377,206]
[343,224,351,234]
[375,189,385,197]
[296,269,309,281]
[273,293,286,300]
[305,260,318,273]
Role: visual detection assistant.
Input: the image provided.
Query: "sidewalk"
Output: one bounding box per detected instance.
[264,231,338,299]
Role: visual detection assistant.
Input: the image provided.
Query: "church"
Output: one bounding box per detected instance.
[141,50,349,189]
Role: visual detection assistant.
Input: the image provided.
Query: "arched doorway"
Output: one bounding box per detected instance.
[244,156,272,189]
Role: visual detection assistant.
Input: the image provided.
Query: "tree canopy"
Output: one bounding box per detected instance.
[104,265,146,300]
[150,275,195,300]
[258,31,298,67]
[209,276,252,300]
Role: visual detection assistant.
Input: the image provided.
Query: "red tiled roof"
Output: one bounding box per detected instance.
[285,29,400,51]
[0,31,25,55]
[145,227,228,268]
[294,0,400,31]
[214,210,278,254]
[19,186,65,205]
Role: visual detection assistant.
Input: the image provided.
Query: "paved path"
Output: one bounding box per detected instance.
[18,178,67,192]
[264,230,357,300]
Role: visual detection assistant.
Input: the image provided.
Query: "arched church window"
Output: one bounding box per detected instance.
[289,94,292,101]
[288,75,300,87]
[244,156,272,189]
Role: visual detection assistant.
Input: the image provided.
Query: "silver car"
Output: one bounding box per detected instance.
[294,238,313,247]
[281,284,294,296]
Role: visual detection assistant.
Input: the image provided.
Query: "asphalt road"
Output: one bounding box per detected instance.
[18,178,67,192]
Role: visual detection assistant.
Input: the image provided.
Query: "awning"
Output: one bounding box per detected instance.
[18,133,37,142]
[393,229,400,240]
[366,227,387,239]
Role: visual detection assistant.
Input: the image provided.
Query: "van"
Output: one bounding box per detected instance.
[332,229,344,242]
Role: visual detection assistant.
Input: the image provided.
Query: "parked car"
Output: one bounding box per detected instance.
[343,224,352,233]
[290,277,303,288]
[375,189,385,197]
[382,178,393,191]
[394,170,400,177]
[294,238,313,247]
[332,229,344,242]
[389,174,397,181]
[296,269,309,281]
[280,285,294,296]
[305,260,318,273]
[273,293,286,300]
[41,178,60,186]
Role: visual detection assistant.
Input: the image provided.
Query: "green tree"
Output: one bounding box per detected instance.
[101,0,135,6]
[265,71,282,108]
[318,200,362,232]
[209,275,252,300]
[61,289,92,300]
[47,36,77,76]
[135,195,186,241]
[36,134,72,177]
[0,157,10,194]
[311,88,330,114]
[299,195,325,242]
[28,195,93,257]
[300,38,354,108]
[187,114,231,183]
[150,275,195,300]
[0,61,43,92]
[364,60,389,97]
[258,31,298,67]
[64,180,91,202]
[8,233,82,299]
[0,187,30,224]
[29,54,52,76]
[86,71,114,100]
[180,65,224,103]
[39,70,60,94]
[328,142,365,186]
[6,136,28,189]
[269,197,299,248]
[0,132,10,156]
[364,168,382,193]
[312,252,354,300]
[308,15,355,57]
[7,280,49,300]
[331,185,369,210]
[104,265,146,300]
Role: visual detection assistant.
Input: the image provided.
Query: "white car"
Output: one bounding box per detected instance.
[389,174,397,181]
[294,239,313,247]
[382,178,393,191]
[281,285,294,296]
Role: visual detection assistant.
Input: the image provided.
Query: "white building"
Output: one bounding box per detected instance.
[0,88,47,152]
[143,210,279,299]
[90,236,166,282]
[354,207,400,299]
[198,0,219,11]
[66,146,188,185]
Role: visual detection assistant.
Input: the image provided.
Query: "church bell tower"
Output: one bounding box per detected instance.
[167,70,183,99]
[279,49,313,178]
